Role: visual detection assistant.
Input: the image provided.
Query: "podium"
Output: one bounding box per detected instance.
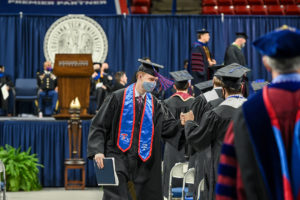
[53,54,94,119]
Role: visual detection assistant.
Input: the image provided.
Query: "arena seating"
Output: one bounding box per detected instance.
[131,0,151,14]
[201,0,299,15]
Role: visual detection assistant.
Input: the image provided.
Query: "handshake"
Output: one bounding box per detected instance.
[180,110,194,125]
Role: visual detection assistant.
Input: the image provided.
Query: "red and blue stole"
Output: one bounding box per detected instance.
[242,79,300,200]
[117,83,154,162]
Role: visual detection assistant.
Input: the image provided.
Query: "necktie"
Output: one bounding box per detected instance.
[137,96,143,111]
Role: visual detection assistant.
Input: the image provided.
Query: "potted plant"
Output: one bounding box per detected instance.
[0,144,43,191]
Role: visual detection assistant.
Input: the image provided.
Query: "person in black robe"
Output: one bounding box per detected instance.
[88,59,184,200]
[181,63,250,200]
[190,29,216,95]
[90,62,113,110]
[224,32,248,66]
[186,76,224,199]
[162,70,194,198]
[0,65,13,115]
[111,71,128,92]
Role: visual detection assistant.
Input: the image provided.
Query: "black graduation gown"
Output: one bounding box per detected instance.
[0,75,13,112]
[188,88,224,199]
[185,97,246,200]
[224,44,246,66]
[162,93,194,198]
[87,88,184,200]
[111,82,125,92]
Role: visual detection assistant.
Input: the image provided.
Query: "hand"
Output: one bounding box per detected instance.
[92,72,98,78]
[94,153,105,169]
[108,75,113,81]
[180,112,185,125]
[55,87,58,92]
[6,85,9,91]
[209,59,217,66]
[182,111,194,125]
[101,85,107,90]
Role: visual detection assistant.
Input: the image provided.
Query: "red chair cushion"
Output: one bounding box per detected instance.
[235,5,251,14]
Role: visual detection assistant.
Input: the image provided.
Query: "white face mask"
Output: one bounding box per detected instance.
[142,81,156,92]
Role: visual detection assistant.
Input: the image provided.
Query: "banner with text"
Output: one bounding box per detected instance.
[0,0,123,14]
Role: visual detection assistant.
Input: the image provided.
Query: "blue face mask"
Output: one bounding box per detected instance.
[143,81,156,92]
[46,67,52,72]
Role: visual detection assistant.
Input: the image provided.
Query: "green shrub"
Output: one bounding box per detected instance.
[0,144,43,191]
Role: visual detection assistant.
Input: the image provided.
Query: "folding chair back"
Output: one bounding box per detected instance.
[0,160,6,200]
[168,162,189,200]
[181,168,195,200]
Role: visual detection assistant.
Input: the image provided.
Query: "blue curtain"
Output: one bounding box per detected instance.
[0,14,299,84]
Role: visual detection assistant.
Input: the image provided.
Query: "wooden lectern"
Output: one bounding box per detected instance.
[53,54,94,119]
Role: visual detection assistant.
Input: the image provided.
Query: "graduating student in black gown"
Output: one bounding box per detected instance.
[182,63,250,200]
[88,59,183,200]
[187,76,224,199]
[162,70,194,198]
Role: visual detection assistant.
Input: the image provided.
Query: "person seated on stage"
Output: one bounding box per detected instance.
[90,62,113,110]
[111,71,128,92]
[37,61,58,117]
[0,65,13,116]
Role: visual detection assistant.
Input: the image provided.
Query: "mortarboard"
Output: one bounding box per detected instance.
[236,32,248,40]
[253,25,300,58]
[197,28,209,34]
[169,70,193,83]
[251,80,269,92]
[194,79,213,93]
[138,58,164,76]
[215,63,251,89]
[137,59,173,90]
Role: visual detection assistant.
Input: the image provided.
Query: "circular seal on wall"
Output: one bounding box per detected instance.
[44,15,108,64]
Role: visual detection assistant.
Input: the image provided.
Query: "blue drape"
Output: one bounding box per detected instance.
[0,14,299,83]
[0,120,97,187]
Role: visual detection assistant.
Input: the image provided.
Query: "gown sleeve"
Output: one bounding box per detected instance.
[185,110,221,152]
[191,95,207,124]
[158,99,184,150]
[87,93,118,159]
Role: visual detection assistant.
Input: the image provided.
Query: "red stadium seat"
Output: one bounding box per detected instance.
[218,0,233,5]
[235,5,251,14]
[248,0,264,5]
[268,5,285,14]
[233,0,248,5]
[264,0,280,4]
[202,0,218,6]
[202,6,219,14]
[218,5,235,14]
[132,0,151,7]
[297,0,300,4]
[251,5,268,14]
[280,0,295,4]
[131,6,149,14]
[285,5,300,14]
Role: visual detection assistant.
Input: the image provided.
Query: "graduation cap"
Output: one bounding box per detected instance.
[236,32,248,40]
[197,28,209,34]
[251,80,269,92]
[215,63,251,89]
[137,59,173,90]
[194,79,213,93]
[138,58,164,76]
[253,25,300,58]
[169,70,193,83]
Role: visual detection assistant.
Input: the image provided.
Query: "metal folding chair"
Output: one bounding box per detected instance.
[168,162,189,200]
[0,160,6,200]
[181,168,195,200]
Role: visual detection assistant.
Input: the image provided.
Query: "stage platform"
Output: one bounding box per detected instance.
[0,117,97,187]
